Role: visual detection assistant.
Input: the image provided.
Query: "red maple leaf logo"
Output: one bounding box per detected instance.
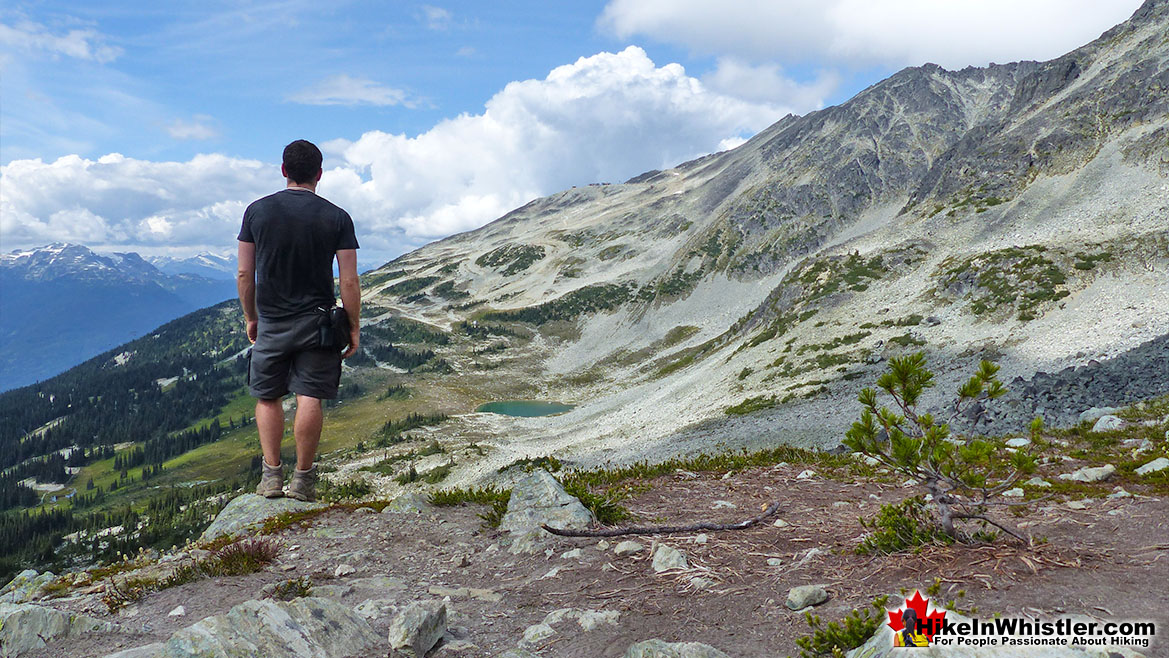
[887,590,947,641]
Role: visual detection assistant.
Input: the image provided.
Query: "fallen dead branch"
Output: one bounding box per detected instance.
[541,501,781,537]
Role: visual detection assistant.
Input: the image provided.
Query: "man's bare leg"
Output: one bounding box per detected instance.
[293,395,323,470]
[255,398,285,467]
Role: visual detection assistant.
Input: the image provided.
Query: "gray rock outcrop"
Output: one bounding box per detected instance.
[384,491,433,514]
[199,493,327,543]
[624,639,731,658]
[0,602,113,657]
[0,570,54,604]
[387,600,447,657]
[159,596,379,657]
[499,469,593,553]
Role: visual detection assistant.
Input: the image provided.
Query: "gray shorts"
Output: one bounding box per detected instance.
[248,313,341,400]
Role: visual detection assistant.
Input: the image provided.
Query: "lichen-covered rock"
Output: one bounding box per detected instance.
[387,600,446,657]
[614,540,644,556]
[623,639,731,658]
[651,544,689,572]
[1135,456,1169,476]
[0,570,55,604]
[160,596,379,657]
[1058,464,1116,483]
[199,493,327,543]
[0,602,113,657]
[1092,415,1125,432]
[499,469,593,553]
[785,584,829,610]
[384,492,432,514]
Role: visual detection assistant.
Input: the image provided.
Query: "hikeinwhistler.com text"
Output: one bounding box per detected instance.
[921,617,1156,649]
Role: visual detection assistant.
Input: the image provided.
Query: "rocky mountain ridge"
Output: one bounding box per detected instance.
[346,0,1168,482]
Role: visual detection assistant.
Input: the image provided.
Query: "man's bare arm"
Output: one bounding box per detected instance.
[237,241,258,343]
[337,249,361,359]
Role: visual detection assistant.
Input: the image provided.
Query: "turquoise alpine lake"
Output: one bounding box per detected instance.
[476,400,574,417]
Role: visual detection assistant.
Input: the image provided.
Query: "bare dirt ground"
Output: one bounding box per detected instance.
[28,462,1169,658]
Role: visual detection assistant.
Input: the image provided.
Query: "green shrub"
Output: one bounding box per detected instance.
[269,577,313,601]
[726,395,778,416]
[856,497,954,555]
[795,595,890,657]
[845,353,1035,541]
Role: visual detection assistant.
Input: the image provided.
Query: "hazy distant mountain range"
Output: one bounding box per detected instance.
[148,253,236,280]
[0,244,236,390]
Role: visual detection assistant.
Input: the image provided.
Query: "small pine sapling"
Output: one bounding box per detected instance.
[844,352,1036,542]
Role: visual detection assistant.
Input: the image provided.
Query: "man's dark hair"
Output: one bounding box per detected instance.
[283,139,323,184]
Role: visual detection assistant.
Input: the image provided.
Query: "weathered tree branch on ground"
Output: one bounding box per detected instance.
[541,501,781,537]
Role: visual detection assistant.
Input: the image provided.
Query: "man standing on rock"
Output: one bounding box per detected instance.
[237,139,361,502]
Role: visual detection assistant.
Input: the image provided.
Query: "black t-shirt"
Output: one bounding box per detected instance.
[238,189,359,319]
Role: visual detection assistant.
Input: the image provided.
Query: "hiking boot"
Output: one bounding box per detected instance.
[257,460,284,498]
[287,464,318,502]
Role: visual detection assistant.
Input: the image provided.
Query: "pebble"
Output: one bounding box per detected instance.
[711,500,736,509]
[334,564,356,577]
[560,548,583,560]
[693,534,708,545]
[772,519,790,528]
[168,605,185,617]
[1003,488,1024,497]
[796,470,816,480]
[1066,501,1088,510]
[614,540,644,556]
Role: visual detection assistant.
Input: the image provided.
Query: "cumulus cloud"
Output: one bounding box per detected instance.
[166,115,218,140]
[599,0,1142,69]
[0,153,275,252]
[0,19,122,63]
[320,46,788,246]
[288,74,416,107]
[3,47,790,261]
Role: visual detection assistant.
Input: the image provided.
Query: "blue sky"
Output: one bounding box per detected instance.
[0,0,1143,268]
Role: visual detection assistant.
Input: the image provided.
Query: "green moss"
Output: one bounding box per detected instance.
[937,246,1068,319]
[380,276,439,299]
[726,395,778,416]
[475,244,547,275]
[482,283,634,324]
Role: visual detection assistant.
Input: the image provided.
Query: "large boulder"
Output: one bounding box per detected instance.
[159,596,379,657]
[624,639,731,657]
[0,570,55,604]
[0,602,113,657]
[499,469,593,553]
[199,493,327,543]
[387,601,446,657]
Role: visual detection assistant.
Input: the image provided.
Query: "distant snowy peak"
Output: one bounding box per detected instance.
[149,253,236,280]
[0,243,141,282]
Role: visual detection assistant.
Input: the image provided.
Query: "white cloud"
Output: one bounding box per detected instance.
[166,115,219,140]
[420,5,453,30]
[599,0,1143,69]
[703,58,839,107]
[0,153,274,252]
[289,74,415,107]
[320,46,788,247]
[0,20,122,63]
[2,47,789,261]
